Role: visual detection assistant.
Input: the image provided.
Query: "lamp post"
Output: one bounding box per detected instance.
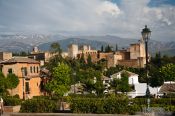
[141,25,151,112]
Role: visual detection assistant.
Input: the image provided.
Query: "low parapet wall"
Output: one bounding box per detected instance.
[4,105,21,113]
[10,113,142,116]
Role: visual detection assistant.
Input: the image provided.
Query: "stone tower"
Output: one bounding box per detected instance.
[68,44,78,58]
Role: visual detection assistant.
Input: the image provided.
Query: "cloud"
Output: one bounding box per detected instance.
[96,1,121,16]
[0,0,175,41]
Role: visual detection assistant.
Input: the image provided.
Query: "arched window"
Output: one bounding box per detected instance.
[30,66,32,73]
[37,66,39,73]
[33,66,36,73]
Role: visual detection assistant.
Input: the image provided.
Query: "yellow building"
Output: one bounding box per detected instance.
[0,57,41,99]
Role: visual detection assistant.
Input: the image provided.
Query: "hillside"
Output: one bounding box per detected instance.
[0,34,175,56]
[38,38,110,51]
[0,39,32,52]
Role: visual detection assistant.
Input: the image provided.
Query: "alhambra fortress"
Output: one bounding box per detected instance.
[67,38,146,68]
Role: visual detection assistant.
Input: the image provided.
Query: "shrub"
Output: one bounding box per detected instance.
[70,96,133,114]
[32,95,50,100]
[127,104,142,115]
[3,96,21,106]
[20,99,57,113]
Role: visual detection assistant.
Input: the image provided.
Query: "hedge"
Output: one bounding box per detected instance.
[70,96,141,114]
[3,96,21,106]
[20,99,57,113]
[19,95,175,114]
[134,98,175,106]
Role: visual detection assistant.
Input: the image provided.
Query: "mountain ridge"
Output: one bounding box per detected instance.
[0,34,175,56]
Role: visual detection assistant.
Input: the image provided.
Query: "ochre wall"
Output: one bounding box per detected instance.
[2,62,41,99]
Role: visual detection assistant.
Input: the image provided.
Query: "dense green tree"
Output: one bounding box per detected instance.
[76,68,101,83]
[6,74,19,95]
[83,79,95,93]
[6,74,19,89]
[119,72,131,93]
[95,58,107,71]
[46,42,63,72]
[94,80,105,96]
[105,65,124,77]
[110,71,131,94]
[160,55,175,65]
[110,78,121,94]
[149,66,164,87]
[0,71,6,95]
[160,63,175,82]
[45,62,71,96]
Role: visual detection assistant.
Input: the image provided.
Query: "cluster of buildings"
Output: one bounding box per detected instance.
[68,38,146,68]
[21,37,147,69]
[70,70,174,98]
[0,37,173,99]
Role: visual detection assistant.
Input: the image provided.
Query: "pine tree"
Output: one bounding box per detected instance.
[101,45,104,52]
[87,54,92,67]
[105,45,112,52]
[80,53,86,64]
[116,44,118,51]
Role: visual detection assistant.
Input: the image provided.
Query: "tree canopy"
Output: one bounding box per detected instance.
[160,63,175,82]
[45,62,71,96]
[6,74,19,90]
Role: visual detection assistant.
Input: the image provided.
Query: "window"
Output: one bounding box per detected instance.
[30,66,32,73]
[8,68,13,74]
[33,66,35,73]
[21,67,27,76]
[36,66,39,73]
[25,82,30,93]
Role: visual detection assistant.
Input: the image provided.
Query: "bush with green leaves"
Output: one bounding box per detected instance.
[20,98,57,113]
[70,95,140,114]
[3,96,21,106]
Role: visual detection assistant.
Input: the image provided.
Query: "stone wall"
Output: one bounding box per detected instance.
[4,105,21,113]
[118,59,139,68]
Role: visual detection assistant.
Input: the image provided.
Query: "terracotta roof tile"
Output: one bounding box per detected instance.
[159,83,175,93]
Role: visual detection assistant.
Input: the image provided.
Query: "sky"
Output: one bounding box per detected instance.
[0,0,175,41]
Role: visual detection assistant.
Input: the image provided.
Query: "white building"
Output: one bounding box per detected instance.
[110,70,139,85]
[127,83,159,98]
[110,70,159,98]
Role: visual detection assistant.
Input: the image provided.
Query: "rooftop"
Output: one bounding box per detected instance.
[159,83,175,93]
[0,57,39,64]
[111,70,138,78]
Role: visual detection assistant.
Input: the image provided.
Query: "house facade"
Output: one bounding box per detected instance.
[0,57,41,99]
[110,70,158,98]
